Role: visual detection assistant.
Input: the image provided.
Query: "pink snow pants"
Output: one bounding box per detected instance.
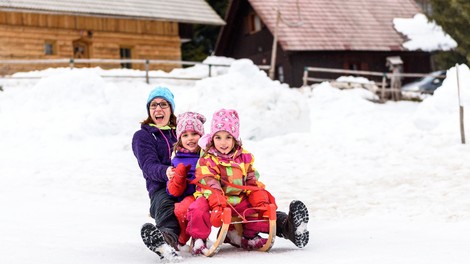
[232,199,269,239]
[186,197,212,241]
[174,195,196,245]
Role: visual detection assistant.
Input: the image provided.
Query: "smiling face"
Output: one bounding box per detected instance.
[148,98,171,127]
[180,131,201,152]
[213,130,235,154]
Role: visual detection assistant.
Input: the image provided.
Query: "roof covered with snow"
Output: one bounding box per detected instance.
[248,0,421,51]
[0,0,225,26]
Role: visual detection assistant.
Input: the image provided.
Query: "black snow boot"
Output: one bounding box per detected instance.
[160,229,180,251]
[140,223,182,261]
[276,200,310,248]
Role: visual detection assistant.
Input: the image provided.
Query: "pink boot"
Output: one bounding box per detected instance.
[191,238,209,255]
[241,235,267,250]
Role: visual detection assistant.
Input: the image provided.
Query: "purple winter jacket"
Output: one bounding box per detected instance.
[132,124,177,198]
[168,151,200,201]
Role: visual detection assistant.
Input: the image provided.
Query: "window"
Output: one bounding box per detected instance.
[348,62,359,71]
[44,40,56,55]
[73,40,89,59]
[120,47,132,69]
[247,12,263,34]
[277,65,284,83]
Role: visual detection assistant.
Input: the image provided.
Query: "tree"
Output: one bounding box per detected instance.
[427,0,470,69]
[181,0,229,62]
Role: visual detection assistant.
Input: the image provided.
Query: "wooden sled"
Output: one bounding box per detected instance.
[203,204,277,257]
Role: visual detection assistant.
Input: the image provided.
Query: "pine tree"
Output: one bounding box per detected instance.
[427,0,470,68]
[182,0,229,62]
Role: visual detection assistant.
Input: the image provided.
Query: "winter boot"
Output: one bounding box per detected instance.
[241,235,268,250]
[140,223,182,261]
[191,238,209,255]
[160,229,180,251]
[277,200,309,248]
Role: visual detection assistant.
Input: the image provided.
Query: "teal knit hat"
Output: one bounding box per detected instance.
[146,86,175,113]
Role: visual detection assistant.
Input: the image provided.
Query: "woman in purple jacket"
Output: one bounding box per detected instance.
[132,86,182,261]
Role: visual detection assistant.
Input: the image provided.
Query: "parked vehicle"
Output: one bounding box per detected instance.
[401,70,446,96]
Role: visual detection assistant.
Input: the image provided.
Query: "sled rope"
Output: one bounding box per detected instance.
[189,176,264,222]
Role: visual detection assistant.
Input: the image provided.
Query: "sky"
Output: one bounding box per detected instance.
[0,12,469,264]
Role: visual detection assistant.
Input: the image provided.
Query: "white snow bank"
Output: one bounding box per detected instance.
[413,64,470,134]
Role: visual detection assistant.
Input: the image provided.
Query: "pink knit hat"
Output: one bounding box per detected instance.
[199,109,240,149]
[176,112,206,140]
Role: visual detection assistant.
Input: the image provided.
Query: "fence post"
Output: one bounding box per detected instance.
[69,58,74,69]
[381,73,387,102]
[303,67,308,87]
[145,60,149,84]
[208,64,212,77]
[456,64,466,144]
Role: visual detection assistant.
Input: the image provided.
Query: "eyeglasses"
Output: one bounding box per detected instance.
[149,101,170,109]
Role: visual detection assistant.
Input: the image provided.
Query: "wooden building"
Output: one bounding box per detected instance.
[215,0,435,88]
[0,0,224,74]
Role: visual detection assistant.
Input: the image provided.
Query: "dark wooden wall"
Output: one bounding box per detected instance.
[216,16,432,88]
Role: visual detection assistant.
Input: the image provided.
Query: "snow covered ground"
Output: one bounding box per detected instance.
[1,58,469,264]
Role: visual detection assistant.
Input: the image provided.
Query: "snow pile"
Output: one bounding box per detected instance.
[173,59,310,140]
[1,57,470,264]
[394,13,457,51]
[413,64,470,133]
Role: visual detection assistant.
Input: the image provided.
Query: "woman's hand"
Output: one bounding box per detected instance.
[166,166,175,180]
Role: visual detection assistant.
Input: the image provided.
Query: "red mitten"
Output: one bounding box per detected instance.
[248,190,278,217]
[174,163,191,178]
[210,206,224,227]
[248,189,270,208]
[167,163,191,196]
[207,191,227,209]
[207,191,227,227]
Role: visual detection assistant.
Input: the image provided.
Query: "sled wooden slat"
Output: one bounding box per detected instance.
[204,204,277,256]
[204,207,232,257]
[258,204,276,252]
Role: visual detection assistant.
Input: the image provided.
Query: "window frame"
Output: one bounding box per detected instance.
[44,40,56,56]
[119,46,133,69]
[246,12,263,34]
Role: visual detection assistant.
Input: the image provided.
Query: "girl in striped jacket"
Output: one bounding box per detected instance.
[195,109,310,250]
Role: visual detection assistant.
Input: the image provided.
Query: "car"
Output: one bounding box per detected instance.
[401,70,446,96]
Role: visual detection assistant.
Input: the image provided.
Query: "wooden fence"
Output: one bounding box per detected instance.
[302,66,443,101]
[0,58,270,84]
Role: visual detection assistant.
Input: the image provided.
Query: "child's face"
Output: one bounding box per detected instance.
[213,131,235,154]
[180,131,201,152]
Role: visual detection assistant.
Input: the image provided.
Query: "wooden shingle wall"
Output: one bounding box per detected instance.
[0,11,181,74]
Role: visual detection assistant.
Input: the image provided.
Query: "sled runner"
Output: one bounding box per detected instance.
[201,203,277,257]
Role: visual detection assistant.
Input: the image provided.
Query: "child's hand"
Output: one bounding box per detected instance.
[210,206,224,227]
[208,191,227,227]
[174,163,191,179]
[166,166,175,180]
[248,189,270,207]
[208,191,227,209]
[167,164,189,196]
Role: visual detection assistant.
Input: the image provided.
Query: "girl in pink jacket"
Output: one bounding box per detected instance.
[195,108,310,250]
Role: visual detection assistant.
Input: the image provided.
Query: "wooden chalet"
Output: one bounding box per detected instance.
[0,0,224,74]
[215,0,434,88]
